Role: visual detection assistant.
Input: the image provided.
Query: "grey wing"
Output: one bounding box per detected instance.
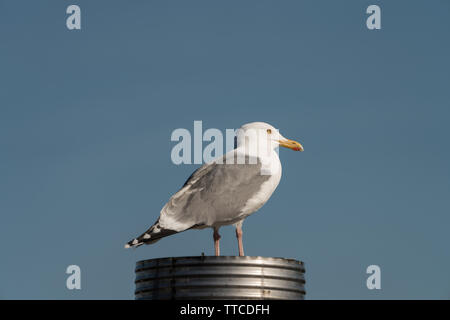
[125,153,270,248]
[158,153,271,230]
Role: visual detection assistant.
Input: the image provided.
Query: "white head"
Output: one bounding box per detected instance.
[236,122,304,154]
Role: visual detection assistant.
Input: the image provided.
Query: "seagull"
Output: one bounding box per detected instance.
[125,122,303,256]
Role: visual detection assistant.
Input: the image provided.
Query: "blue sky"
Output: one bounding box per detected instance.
[1,0,449,299]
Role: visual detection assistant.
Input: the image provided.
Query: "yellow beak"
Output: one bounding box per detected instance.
[278,139,304,152]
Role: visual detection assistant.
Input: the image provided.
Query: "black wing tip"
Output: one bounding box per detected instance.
[124,238,144,249]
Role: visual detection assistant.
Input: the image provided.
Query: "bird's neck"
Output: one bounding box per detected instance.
[235,145,281,176]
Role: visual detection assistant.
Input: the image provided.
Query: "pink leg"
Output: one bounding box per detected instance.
[213,228,221,256]
[235,225,244,256]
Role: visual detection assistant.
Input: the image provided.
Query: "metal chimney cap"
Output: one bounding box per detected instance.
[135,255,306,300]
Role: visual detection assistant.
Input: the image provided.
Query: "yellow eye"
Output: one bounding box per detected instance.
[267,129,272,134]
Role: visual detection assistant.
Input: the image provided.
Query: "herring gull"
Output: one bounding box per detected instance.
[125,122,303,256]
